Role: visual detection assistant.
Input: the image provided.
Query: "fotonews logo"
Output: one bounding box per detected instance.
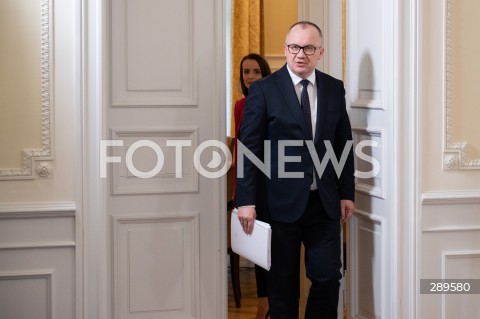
[100,139,380,179]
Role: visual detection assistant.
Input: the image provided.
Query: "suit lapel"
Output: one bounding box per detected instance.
[275,66,310,139]
[314,70,328,144]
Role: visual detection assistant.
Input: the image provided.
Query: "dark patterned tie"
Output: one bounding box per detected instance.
[300,79,313,140]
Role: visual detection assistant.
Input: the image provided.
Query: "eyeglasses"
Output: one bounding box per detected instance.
[286,44,321,56]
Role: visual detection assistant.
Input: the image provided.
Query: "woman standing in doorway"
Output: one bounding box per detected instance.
[233,53,271,319]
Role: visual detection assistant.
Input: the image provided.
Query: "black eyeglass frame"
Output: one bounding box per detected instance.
[285,44,322,56]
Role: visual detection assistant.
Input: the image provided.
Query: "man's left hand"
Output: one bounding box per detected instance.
[341,199,355,223]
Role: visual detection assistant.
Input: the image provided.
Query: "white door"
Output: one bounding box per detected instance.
[89,0,227,318]
[345,0,397,318]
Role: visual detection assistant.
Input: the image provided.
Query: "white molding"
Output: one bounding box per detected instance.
[0,202,76,213]
[350,209,387,319]
[323,0,329,73]
[111,212,200,319]
[0,202,76,219]
[74,2,83,319]
[213,0,227,317]
[0,0,55,180]
[354,209,386,223]
[441,250,480,273]
[421,191,480,205]
[423,226,480,233]
[109,126,199,195]
[440,250,480,319]
[408,0,422,318]
[0,241,76,250]
[422,203,480,231]
[352,126,386,199]
[346,0,386,110]
[298,0,309,21]
[442,0,480,170]
[0,269,55,319]
[111,0,197,107]
[350,95,384,110]
[80,0,109,318]
[0,268,55,277]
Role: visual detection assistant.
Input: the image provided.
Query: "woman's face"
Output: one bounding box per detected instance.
[242,59,262,88]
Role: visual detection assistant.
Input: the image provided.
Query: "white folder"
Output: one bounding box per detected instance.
[230,208,271,271]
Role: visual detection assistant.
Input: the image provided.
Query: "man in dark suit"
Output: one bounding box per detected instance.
[236,21,355,319]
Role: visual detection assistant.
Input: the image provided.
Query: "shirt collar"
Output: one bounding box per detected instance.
[286,64,316,86]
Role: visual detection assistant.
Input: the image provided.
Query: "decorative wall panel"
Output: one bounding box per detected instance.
[111,0,196,106]
[352,127,385,199]
[421,195,480,319]
[110,128,198,194]
[351,210,385,319]
[0,0,54,180]
[112,213,199,319]
[0,270,53,319]
[347,0,385,109]
[443,0,480,169]
[441,251,480,318]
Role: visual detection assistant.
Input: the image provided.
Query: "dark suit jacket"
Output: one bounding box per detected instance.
[236,65,355,223]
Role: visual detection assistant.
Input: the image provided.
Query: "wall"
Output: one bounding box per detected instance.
[420,0,480,317]
[0,0,79,318]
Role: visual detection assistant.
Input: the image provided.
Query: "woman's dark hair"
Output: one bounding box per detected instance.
[239,53,271,96]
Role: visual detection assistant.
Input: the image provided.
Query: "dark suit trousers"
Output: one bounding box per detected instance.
[267,191,342,319]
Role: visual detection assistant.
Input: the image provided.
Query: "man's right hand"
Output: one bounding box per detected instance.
[237,206,257,235]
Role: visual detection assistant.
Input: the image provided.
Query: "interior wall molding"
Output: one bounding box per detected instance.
[0,269,54,319]
[352,126,385,199]
[443,0,480,170]
[111,212,200,319]
[350,209,387,319]
[422,191,480,205]
[440,250,480,319]
[0,202,76,219]
[111,0,196,107]
[0,0,55,180]
[346,0,386,110]
[109,127,199,195]
[423,226,480,233]
[0,241,76,251]
[441,250,480,275]
[353,209,386,226]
